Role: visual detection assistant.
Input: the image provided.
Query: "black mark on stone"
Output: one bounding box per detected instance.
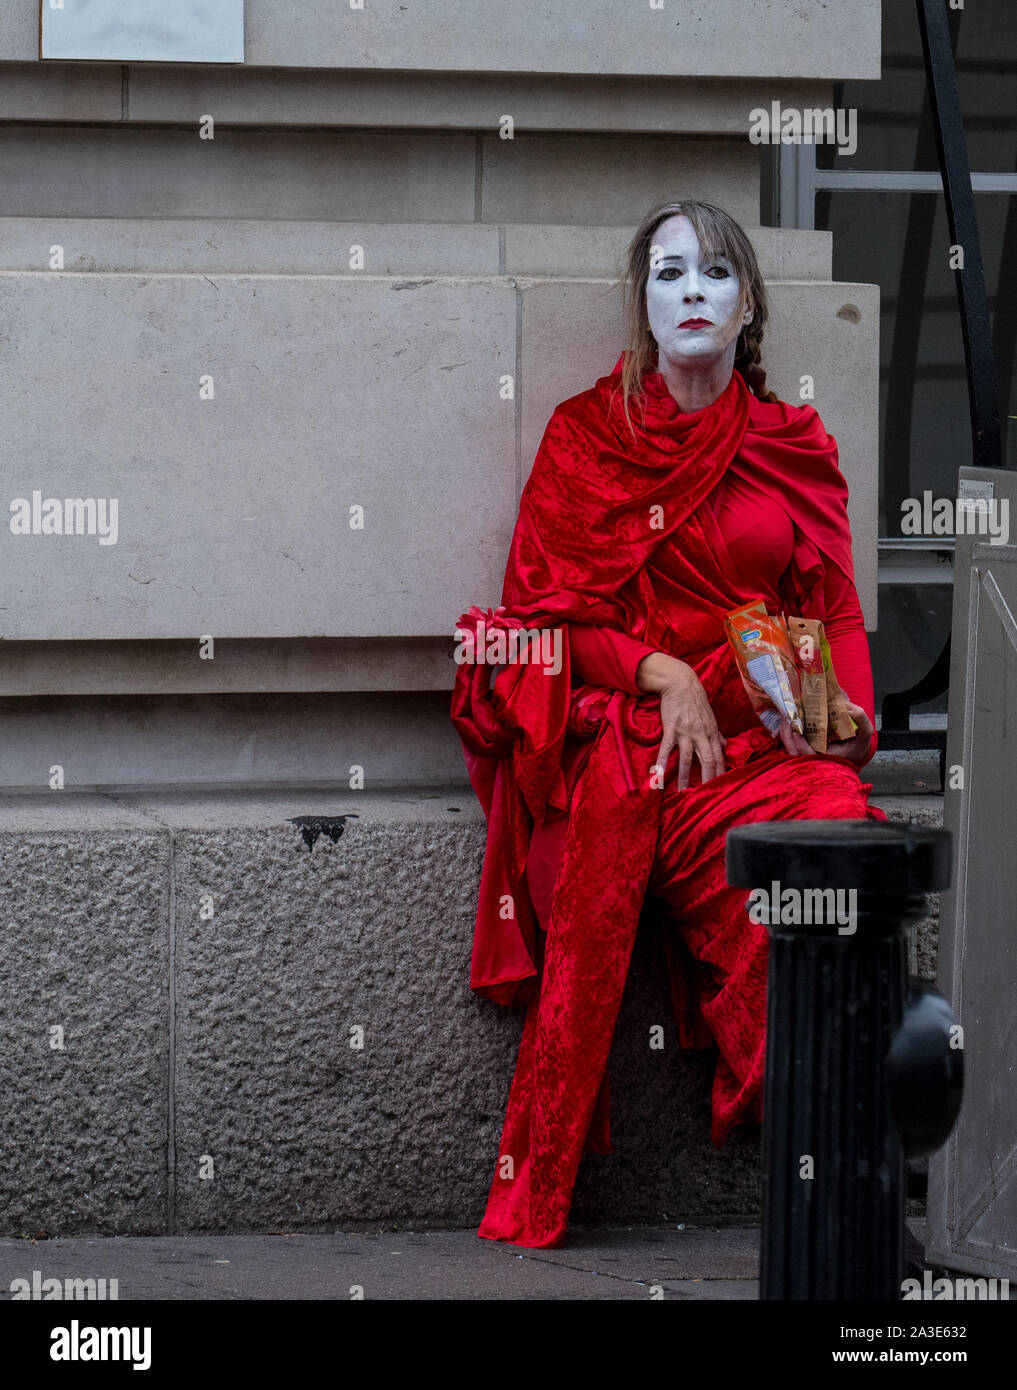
[289,814,359,852]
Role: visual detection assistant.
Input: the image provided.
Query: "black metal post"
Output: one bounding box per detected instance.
[916,0,1002,473]
[726,820,960,1301]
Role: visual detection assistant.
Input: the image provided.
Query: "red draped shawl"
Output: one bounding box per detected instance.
[452,357,868,1008]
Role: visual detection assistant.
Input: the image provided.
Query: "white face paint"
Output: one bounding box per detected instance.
[644,214,751,370]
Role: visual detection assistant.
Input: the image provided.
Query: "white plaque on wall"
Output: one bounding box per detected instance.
[40,0,244,63]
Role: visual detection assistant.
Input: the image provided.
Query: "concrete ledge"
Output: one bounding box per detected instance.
[0,63,836,135]
[0,693,467,792]
[0,637,457,697]
[0,218,831,281]
[0,127,752,225]
[0,788,940,1236]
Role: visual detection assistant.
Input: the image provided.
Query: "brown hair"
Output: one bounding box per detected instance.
[614,198,779,436]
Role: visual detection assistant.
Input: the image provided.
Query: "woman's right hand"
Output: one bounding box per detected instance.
[636,652,728,789]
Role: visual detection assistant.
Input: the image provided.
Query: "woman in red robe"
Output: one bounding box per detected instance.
[451,198,887,1250]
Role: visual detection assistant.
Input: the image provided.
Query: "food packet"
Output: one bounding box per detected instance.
[723,600,803,737]
[787,617,828,752]
[817,623,859,742]
[726,602,859,749]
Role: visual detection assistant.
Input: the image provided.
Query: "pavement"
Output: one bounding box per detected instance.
[0,1224,759,1301]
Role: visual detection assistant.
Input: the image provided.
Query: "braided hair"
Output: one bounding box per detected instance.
[734,319,780,405]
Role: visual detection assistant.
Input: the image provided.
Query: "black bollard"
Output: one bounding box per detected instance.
[726,820,961,1301]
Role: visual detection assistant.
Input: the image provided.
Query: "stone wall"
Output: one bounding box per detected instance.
[0,1,881,787]
[0,0,890,1235]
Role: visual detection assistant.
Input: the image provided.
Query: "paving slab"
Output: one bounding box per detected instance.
[0,1226,759,1301]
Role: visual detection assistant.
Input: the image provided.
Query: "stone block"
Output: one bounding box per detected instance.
[482,135,758,228]
[764,281,881,628]
[0,0,882,78]
[0,217,500,277]
[171,805,510,1229]
[0,126,476,222]
[0,271,516,639]
[0,815,169,1235]
[0,62,123,120]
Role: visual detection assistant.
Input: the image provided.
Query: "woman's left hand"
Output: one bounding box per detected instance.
[777,700,874,768]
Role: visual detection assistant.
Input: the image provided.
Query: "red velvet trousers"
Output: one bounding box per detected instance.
[477,745,888,1249]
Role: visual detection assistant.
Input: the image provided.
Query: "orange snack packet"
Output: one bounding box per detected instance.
[723,600,803,737]
[726,602,859,749]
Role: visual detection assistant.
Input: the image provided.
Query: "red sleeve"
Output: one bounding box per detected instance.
[822,563,878,766]
[567,622,658,696]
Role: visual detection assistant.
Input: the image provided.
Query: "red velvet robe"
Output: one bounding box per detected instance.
[451,357,886,1247]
